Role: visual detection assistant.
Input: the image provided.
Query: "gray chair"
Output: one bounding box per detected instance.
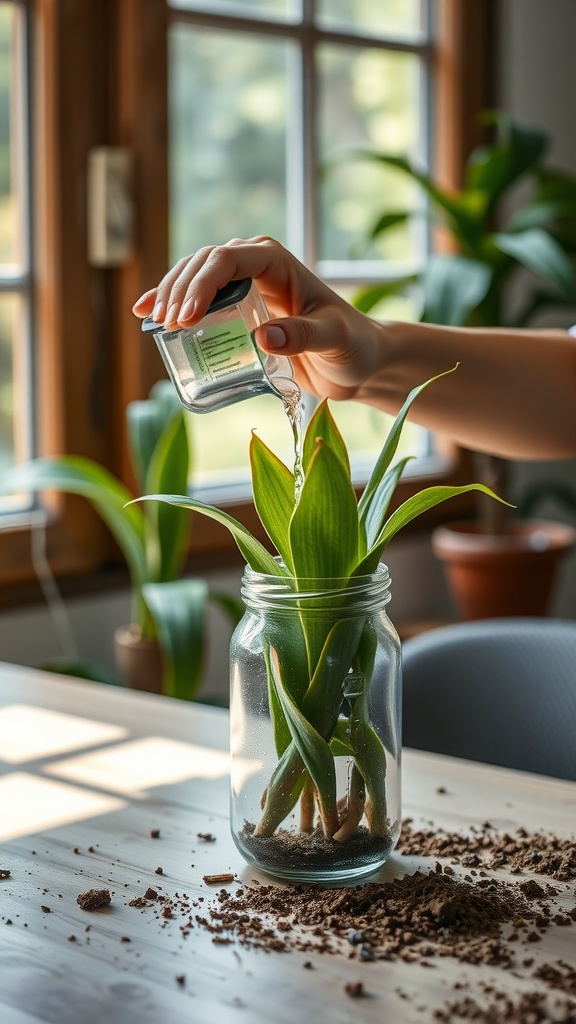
[401,617,576,781]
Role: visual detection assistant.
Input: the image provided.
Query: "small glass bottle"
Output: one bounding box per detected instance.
[229,563,402,884]
[141,278,293,413]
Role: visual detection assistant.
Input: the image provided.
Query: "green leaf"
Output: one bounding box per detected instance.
[420,254,493,326]
[355,483,512,575]
[269,647,338,836]
[509,199,576,232]
[302,399,350,477]
[145,411,192,583]
[289,440,358,580]
[466,114,548,210]
[361,456,413,550]
[352,275,419,314]
[128,391,177,495]
[143,577,209,701]
[493,228,576,302]
[132,494,288,577]
[356,151,480,247]
[2,457,147,587]
[250,432,295,571]
[369,211,411,238]
[358,366,458,535]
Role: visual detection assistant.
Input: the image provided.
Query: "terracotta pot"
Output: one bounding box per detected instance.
[432,519,576,620]
[114,624,164,694]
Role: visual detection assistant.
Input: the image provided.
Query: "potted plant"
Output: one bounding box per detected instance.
[136,368,505,882]
[2,380,242,699]
[350,112,576,618]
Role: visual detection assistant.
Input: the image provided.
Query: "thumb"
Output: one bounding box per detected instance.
[256,314,342,358]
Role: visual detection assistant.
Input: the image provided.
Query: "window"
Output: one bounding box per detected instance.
[0,0,492,601]
[0,0,33,515]
[167,0,432,496]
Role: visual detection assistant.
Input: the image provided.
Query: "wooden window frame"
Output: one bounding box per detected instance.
[0,0,494,607]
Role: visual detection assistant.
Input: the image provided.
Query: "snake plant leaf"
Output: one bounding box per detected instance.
[2,456,147,587]
[132,494,288,578]
[353,274,420,314]
[269,647,338,836]
[127,382,181,494]
[302,399,350,477]
[144,412,192,583]
[361,456,413,550]
[302,617,365,735]
[289,439,358,581]
[355,483,512,576]
[493,228,576,303]
[358,366,458,529]
[250,432,295,572]
[421,254,493,325]
[143,577,208,701]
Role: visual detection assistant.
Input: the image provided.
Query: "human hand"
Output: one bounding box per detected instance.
[132,236,384,401]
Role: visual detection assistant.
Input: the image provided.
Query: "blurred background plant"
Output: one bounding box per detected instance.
[2,381,243,699]
[350,111,576,532]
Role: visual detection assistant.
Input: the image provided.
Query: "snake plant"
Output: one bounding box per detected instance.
[136,368,506,840]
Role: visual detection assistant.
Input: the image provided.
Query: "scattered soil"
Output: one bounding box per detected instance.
[399,820,576,882]
[76,888,111,911]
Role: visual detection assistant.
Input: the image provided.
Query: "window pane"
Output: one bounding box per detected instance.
[169,0,300,21]
[0,3,24,266]
[318,45,423,265]
[169,25,290,257]
[188,393,297,495]
[317,0,425,39]
[0,292,31,494]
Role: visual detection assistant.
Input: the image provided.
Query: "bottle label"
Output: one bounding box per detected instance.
[185,318,261,383]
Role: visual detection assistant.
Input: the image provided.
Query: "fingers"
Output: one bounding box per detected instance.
[132,237,294,329]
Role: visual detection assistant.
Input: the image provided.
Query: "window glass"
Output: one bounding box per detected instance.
[169,25,290,256]
[168,5,431,501]
[317,44,421,265]
[317,0,425,39]
[0,2,32,515]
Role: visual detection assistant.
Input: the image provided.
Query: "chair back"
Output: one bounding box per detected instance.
[401,618,576,781]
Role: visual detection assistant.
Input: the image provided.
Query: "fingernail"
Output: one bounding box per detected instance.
[179,298,196,322]
[153,301,165,322]
[264,325,287,349]
[165,303,179,326]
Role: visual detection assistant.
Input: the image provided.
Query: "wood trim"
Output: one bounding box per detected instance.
[113,0,169,488]
[434,0,497,191]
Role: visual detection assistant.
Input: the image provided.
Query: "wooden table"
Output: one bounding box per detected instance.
[1,660,575,1024]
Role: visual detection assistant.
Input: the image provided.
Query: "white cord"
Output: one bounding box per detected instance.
[29,510,79,659]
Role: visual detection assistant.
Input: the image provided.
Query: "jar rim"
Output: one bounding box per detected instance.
[241,561,391,608]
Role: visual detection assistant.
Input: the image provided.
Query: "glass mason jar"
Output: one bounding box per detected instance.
[230,564,401,884]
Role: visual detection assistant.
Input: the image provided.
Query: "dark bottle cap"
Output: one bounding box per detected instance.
[205,278,252,313]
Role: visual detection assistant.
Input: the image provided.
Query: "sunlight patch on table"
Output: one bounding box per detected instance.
[45,736,230,795]
[0,773,126,841]
[0,704,128,764]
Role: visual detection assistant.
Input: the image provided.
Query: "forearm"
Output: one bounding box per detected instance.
[360,321,576,461]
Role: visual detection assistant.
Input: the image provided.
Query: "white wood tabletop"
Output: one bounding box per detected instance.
[0,660,575,1024]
